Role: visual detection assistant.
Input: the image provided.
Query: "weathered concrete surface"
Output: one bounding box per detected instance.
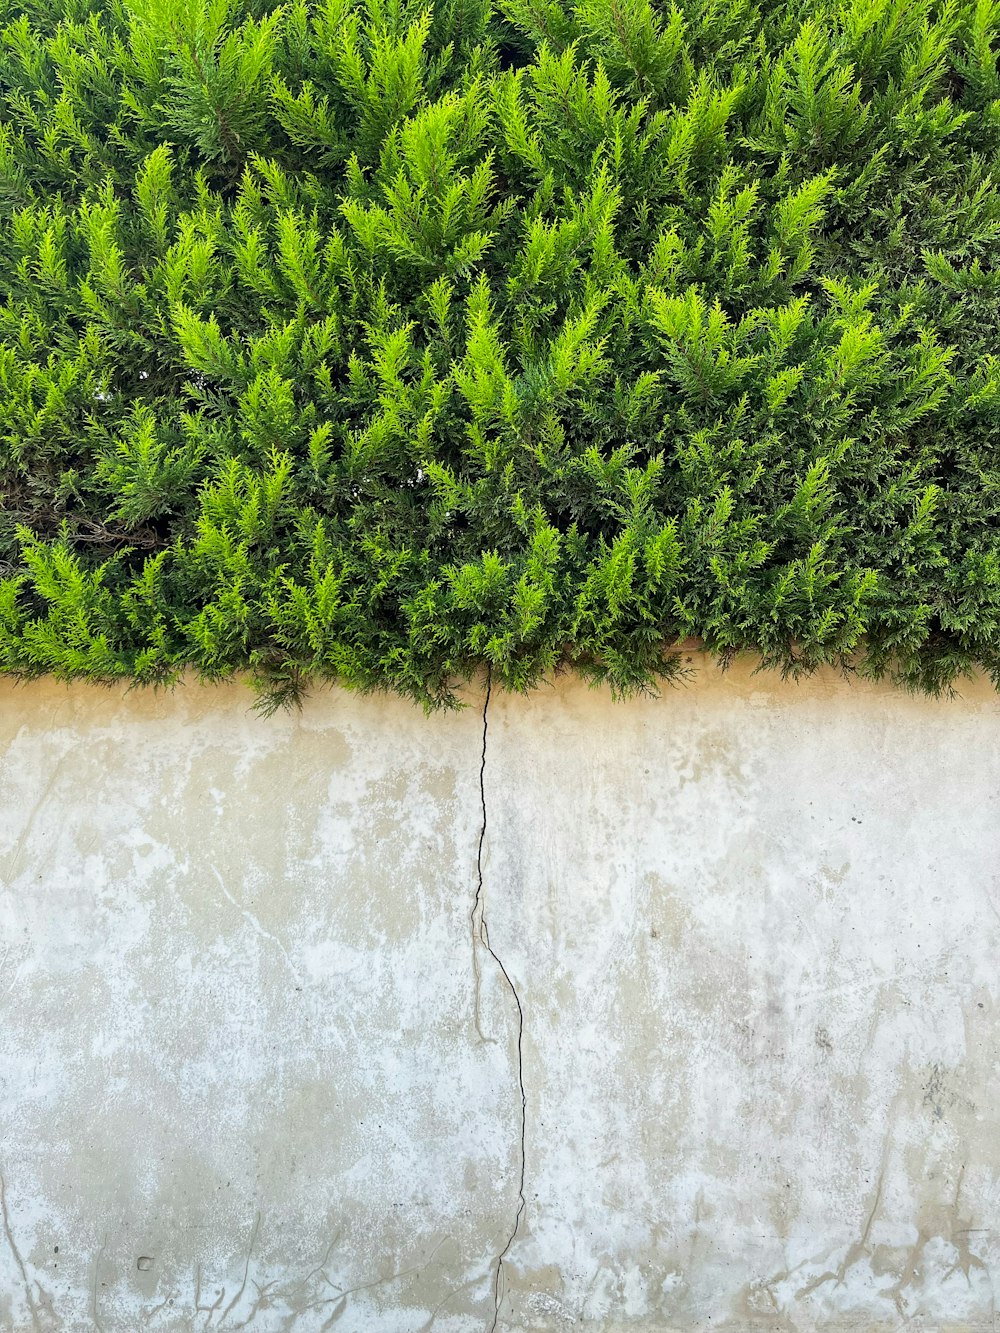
[1,662,1000,1331]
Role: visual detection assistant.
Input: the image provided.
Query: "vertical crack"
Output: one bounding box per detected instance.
[469,673,527,1333]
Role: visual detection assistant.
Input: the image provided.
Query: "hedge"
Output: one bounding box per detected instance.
[1,0,1000,707]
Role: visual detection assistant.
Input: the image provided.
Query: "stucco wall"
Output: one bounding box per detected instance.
[2,662,1000,1332]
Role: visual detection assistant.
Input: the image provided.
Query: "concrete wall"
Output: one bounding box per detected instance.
[1,662,1000,1332]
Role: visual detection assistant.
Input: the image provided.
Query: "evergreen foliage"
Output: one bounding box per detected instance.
[1,0,1000,706]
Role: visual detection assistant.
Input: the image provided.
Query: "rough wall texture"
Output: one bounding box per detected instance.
[1,662,1000,1332]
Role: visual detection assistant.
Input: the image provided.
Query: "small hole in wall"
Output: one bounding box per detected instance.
[137,1256,154,1272]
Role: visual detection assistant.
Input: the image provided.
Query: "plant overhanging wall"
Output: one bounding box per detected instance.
[1,0,1000,706]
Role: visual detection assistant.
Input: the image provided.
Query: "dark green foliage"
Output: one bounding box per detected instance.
[1,0,1000,706]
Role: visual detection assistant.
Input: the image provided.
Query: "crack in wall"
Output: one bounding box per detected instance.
[469,674,527,1333]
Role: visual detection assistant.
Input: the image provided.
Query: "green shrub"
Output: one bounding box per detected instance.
[1,0,1000,706]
